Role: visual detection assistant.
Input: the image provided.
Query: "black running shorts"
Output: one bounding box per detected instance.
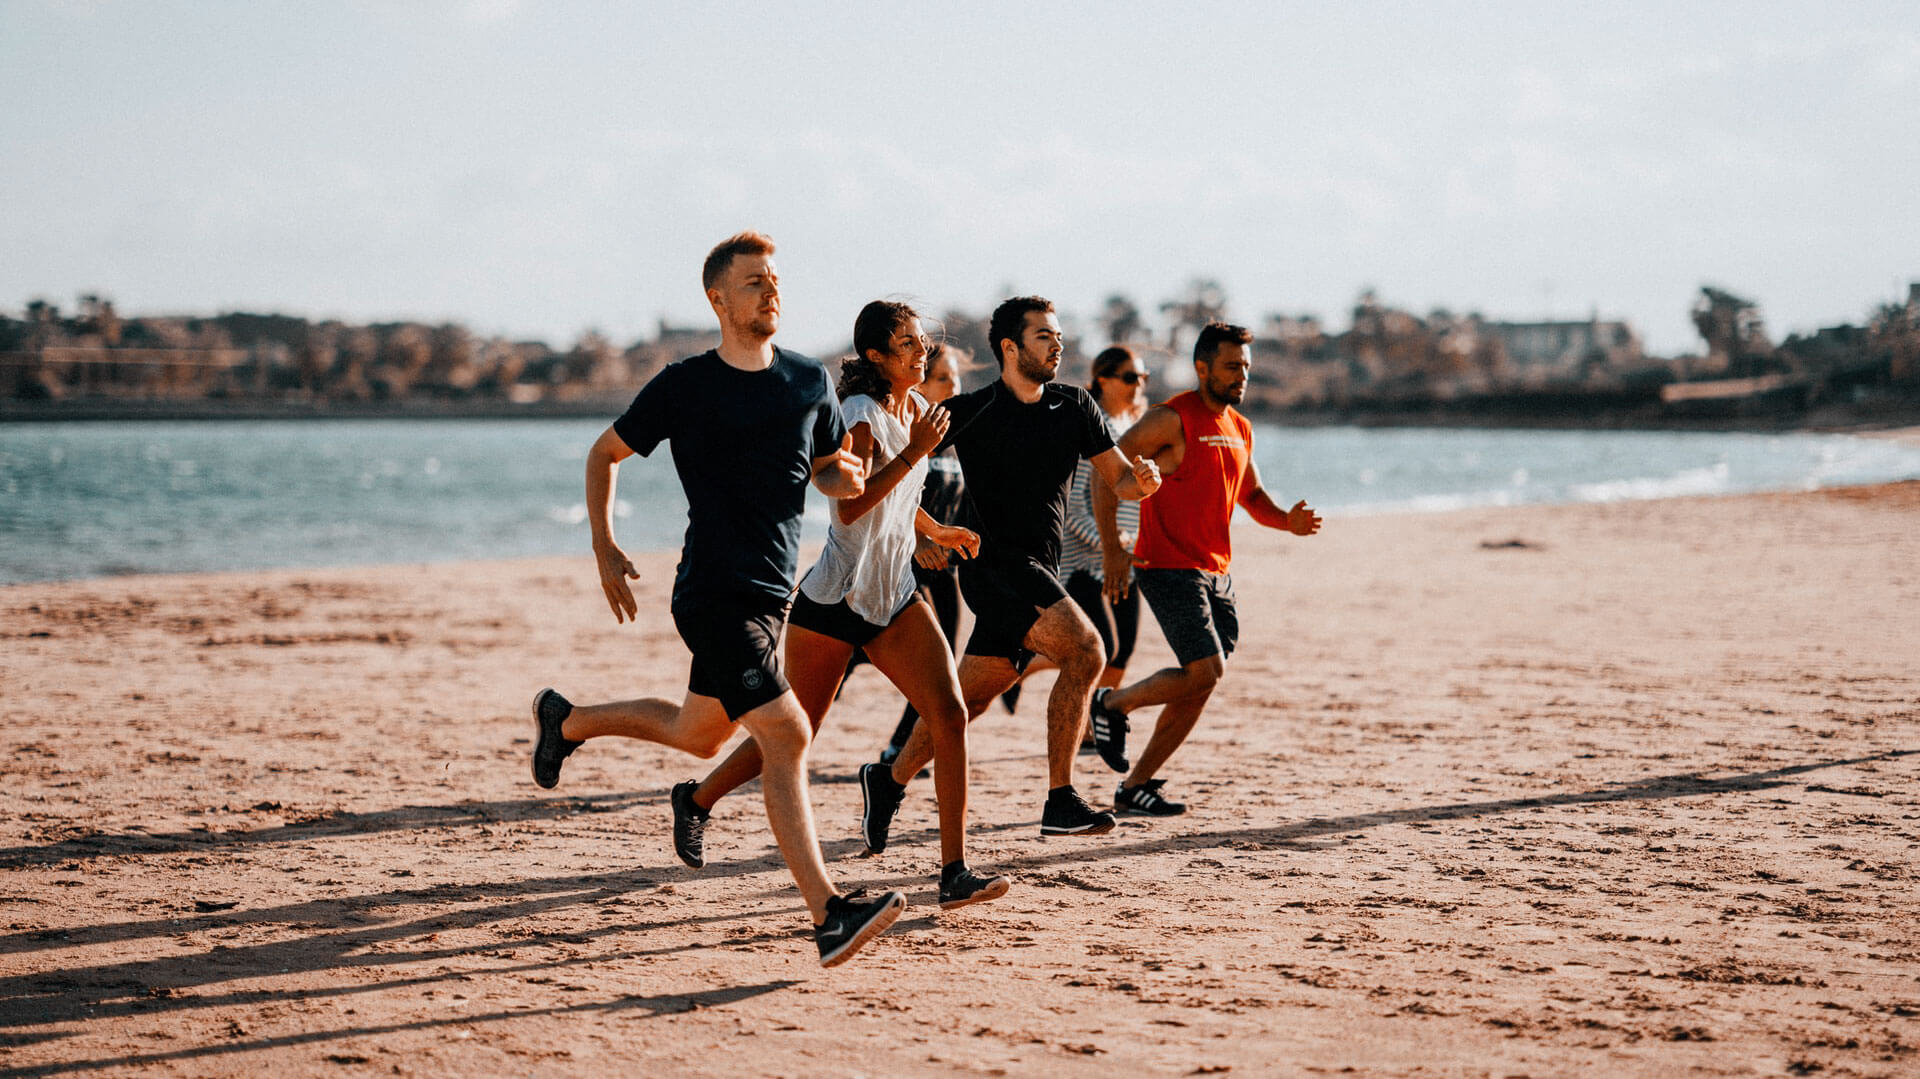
[670,593,791,721]
[957,555,1069,666]
[1134,568,1238,667]
[789,589,923,649]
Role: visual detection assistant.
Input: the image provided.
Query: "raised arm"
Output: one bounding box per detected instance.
[1091,470,1130,602]
[913,504,979,562]
[833,402,949,525]
[1091,403,1183,501]
[811,430,866,500]
[1089,445,1160,502]
[585,425,641,623]
[1093,406,1182,602]
[1238,456,1321,535]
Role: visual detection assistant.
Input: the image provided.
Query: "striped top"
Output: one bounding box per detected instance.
[1058,411,1140,579]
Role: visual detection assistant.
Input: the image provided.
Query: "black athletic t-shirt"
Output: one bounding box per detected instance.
[611,348,846,606]
[939,380,1114,569]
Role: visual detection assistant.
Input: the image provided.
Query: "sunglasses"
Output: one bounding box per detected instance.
[1109,370,1149,385]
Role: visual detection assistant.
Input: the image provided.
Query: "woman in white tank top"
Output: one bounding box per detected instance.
[677,302,1010,911]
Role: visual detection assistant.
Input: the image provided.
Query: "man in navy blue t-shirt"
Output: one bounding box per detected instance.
[526,231,906,968]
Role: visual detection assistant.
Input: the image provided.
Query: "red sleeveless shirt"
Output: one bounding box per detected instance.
[1133,391,1252,574]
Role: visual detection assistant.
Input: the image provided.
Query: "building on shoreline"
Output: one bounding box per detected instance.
[4,283,1916,424]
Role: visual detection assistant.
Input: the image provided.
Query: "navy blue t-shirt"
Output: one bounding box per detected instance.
[611,347,846,606]
[938,380,1114,570]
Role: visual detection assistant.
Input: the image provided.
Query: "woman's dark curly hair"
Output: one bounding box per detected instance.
[838,300,919,401]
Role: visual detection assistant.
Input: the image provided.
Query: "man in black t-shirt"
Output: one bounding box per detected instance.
[526,231,906,968]
[860,296,1162,844]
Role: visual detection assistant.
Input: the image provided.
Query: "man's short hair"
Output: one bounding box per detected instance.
[1194,321,1253,365]
[702,231,776,292]
[987,296,1055,367]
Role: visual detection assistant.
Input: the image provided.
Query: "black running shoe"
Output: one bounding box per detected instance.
[859,762,906,854]
[1115,779,1187,817]
[815,888,905,967]
[1039,786,1116,837]
[670,780,709,869]
[1089,688,1130,773]
[530,688,581,790]
[939,865,1012,910]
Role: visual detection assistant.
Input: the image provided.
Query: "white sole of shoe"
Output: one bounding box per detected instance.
[1039,816,1117,837]
[939,876,1011,911]
[818,892,906,968]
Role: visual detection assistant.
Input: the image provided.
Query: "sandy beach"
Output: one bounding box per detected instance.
[3,479,1917,1078]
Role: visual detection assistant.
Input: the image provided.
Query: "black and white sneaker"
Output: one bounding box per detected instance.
[1039,786,1116,837]
[815,889,905,967]
[859,762,906,854]
[530,688,581,790]
[1089,688,1130,773]
[670,780,709,869]
[938,864,1012,910]
[1115,779,1187,817]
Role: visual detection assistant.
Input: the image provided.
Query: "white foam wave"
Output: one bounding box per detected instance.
[1567,463,1729,503]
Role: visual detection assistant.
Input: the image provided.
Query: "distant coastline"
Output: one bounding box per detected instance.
[8,391,1920,434]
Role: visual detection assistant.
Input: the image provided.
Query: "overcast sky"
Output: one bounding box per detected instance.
[3,1,1916,357]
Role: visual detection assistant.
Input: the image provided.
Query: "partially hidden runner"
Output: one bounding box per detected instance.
[1088,321,1322,817]
[668,302,1011,911]
[527,231,904,967]
[861,296,1162,848]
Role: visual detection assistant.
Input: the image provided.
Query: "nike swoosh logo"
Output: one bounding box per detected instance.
[1048,402,1062,410]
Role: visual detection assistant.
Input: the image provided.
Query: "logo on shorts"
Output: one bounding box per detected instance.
[741,669,764,690]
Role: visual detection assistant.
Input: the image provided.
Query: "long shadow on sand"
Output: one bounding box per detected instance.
[1,748,1909,1070]
[0,750,1025,872]
[971,747,1920,880]
[0,792,662,871]
[0,866,805,1032]
[0,979,796,1078]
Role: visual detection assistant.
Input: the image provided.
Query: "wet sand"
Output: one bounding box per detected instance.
[2,481,1917,1077]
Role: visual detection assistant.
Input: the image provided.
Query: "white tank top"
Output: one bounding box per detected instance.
[797,391,928,625]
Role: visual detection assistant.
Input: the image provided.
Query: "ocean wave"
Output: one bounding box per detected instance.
[1567,463,1731,503]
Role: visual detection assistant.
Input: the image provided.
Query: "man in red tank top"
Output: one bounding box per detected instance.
[1088,322,1322,817]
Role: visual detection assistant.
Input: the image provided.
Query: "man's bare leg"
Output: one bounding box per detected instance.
[1102,653,1223,721]
[690,626,850,811]
[1019,597,1105,789]
[1100,654,1224,816]
[733,692,838,923]
[1124,666,1219,786]
[552,688,835,924]
[561,692,739,758]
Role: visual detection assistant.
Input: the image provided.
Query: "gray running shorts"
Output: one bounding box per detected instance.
[1134,568,1238,668]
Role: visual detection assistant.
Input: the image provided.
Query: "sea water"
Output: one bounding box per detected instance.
[3,420,1918,584]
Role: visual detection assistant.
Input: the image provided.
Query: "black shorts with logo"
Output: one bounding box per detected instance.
[670,592,791,721]
[957,554,1070,668]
